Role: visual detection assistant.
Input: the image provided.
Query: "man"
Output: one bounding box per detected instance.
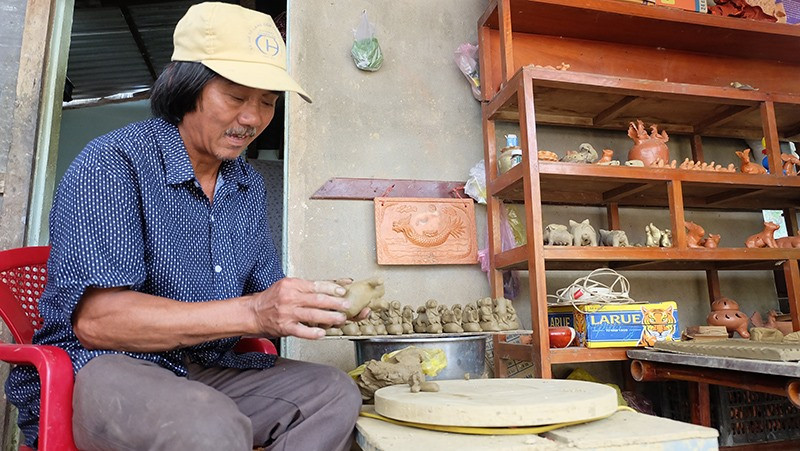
[6,3,365,449]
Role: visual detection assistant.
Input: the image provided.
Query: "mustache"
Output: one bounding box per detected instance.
[224,127,257,138]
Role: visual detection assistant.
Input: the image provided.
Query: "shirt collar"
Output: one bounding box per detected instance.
[154,118,251,189]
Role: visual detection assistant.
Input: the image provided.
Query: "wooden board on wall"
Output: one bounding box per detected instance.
[374,197,478,265]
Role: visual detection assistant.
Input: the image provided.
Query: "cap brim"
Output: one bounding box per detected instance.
[202,59,312,103]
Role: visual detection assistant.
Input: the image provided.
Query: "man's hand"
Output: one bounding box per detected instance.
[249,278,369,339]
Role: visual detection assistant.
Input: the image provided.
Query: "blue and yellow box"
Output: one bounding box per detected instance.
[548,301,680,348]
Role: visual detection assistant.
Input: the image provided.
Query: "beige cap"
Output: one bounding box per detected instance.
[172,2,311,103]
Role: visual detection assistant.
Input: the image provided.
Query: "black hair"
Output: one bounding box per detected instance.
[150,61,218,125]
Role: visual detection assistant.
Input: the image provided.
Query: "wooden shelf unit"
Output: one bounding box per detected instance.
[479,0,800,378]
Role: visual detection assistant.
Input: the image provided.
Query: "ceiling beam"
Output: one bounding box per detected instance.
[119,5,157,81]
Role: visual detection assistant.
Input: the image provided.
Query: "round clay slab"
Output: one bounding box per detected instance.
[374,378,618,427]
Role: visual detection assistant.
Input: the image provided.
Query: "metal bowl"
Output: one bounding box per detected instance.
[353,334,488,381]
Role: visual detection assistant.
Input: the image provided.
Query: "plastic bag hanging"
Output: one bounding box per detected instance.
[351,10,384,71]
[454,43,481,100]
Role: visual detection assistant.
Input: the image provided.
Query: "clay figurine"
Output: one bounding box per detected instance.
[706,296,749,338]
[441,304,464,333]
[599,229,629,247]
[341,320,361,336]
[413,306,428,333]
[569,219,598,246]
[750,327,784,342]
[745,221,779,248]
[538,150,559,162]
[685,221,705,248]
[543,224,573,246]
[424,299,443,334]
[401,305,415,334]
[561,143,598,164]
[777,233,800,249]
[660,229,672,247]
[736,148,767,175]
[358,318,377,336]
[645,223,662,247]
[781,153,800,175]
[478,297,500,331]
[624,160,644,167]
[381,301,403,335]
[702,233,721,249]
[324,326,343,336]
[595,148,619,166]
[493,297,509,330]
[342,277,386,319]
[369,311,387,335]
[496,297,519,330]
[462,302,482,332]
[627,120,670,167]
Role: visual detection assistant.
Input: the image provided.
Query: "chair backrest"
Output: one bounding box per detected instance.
[0,246,50,344]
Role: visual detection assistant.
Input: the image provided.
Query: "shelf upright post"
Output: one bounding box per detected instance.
[761,100,782,176]
[667,180,686,249]
[784,260,800,331]
[517,68,551,378]
[497,0,515,90]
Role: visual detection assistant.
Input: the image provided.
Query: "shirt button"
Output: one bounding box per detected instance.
[214,265,222,273]
[210,214,214,222]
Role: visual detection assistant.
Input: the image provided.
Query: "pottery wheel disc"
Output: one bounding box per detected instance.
[374,379,618,427]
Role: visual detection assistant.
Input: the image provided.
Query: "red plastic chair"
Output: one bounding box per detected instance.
[0,246,277,450]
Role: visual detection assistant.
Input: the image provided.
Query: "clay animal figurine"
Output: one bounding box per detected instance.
[702,233,721,249]
[595,148,618,165]
[569,219,598,246]
[478,297,500,331]
[685,221,706,249]
[745,221,779,248]
[660,229,672,247]
[735,148,767,175]
[401,305,415,334]
[599,229,629,247]
[706,296,749,338]
[324,325,343,336]
[342,277,386,318]
[777,233,800,248]
[424,299,443,333]
[413,306,428,333]
[358,318,377,336]
[781,153,800,175]
[624,160,644,167]
[462,302,482,332]
[501,299,520,330]
[369,311,387,335]
[382,301,404,335]
[341,321,361,336]
[543,223,573,246]
[627,119,670,166]
[441,305,464,333]
[561,143,598,164]
[645,223,663,247]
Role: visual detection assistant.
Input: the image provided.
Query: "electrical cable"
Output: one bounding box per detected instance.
[546,267,637,310]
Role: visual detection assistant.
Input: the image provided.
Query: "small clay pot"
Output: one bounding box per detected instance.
[707,310,750,338]
[629,141,669,167]
[549,326,576,348]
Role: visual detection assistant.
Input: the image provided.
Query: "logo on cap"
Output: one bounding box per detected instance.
[254,29,281,57]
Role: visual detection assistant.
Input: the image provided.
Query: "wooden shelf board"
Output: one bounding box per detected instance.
[491,162,800,210]
[495,245,797,271]
[487,67,800,140]
[493,340,632,364]
[479,0,800,65]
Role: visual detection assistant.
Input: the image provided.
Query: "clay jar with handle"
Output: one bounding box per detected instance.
[706,297,750,338]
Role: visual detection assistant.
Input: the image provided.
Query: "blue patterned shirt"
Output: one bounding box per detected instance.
[5,117,283,446]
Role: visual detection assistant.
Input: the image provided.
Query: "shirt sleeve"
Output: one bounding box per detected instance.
[47,137,147,317]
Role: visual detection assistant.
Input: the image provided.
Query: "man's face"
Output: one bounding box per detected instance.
[179,77,279,162]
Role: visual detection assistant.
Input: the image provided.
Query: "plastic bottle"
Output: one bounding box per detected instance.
[498,134,521,173]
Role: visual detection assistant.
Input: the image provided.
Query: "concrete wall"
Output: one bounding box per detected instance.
[285,1,489,368]
[284,1,785,376]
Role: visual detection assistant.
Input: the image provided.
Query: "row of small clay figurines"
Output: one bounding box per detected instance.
[325,296,521,336]
[540,119,800,175]
[543,219,800,249]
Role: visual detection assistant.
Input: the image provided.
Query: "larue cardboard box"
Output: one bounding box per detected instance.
[548,301,680,348]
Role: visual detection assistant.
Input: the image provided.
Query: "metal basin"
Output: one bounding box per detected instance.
[353,334,488,381]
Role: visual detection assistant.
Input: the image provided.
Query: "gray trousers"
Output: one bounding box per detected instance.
[71,354,361,450]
